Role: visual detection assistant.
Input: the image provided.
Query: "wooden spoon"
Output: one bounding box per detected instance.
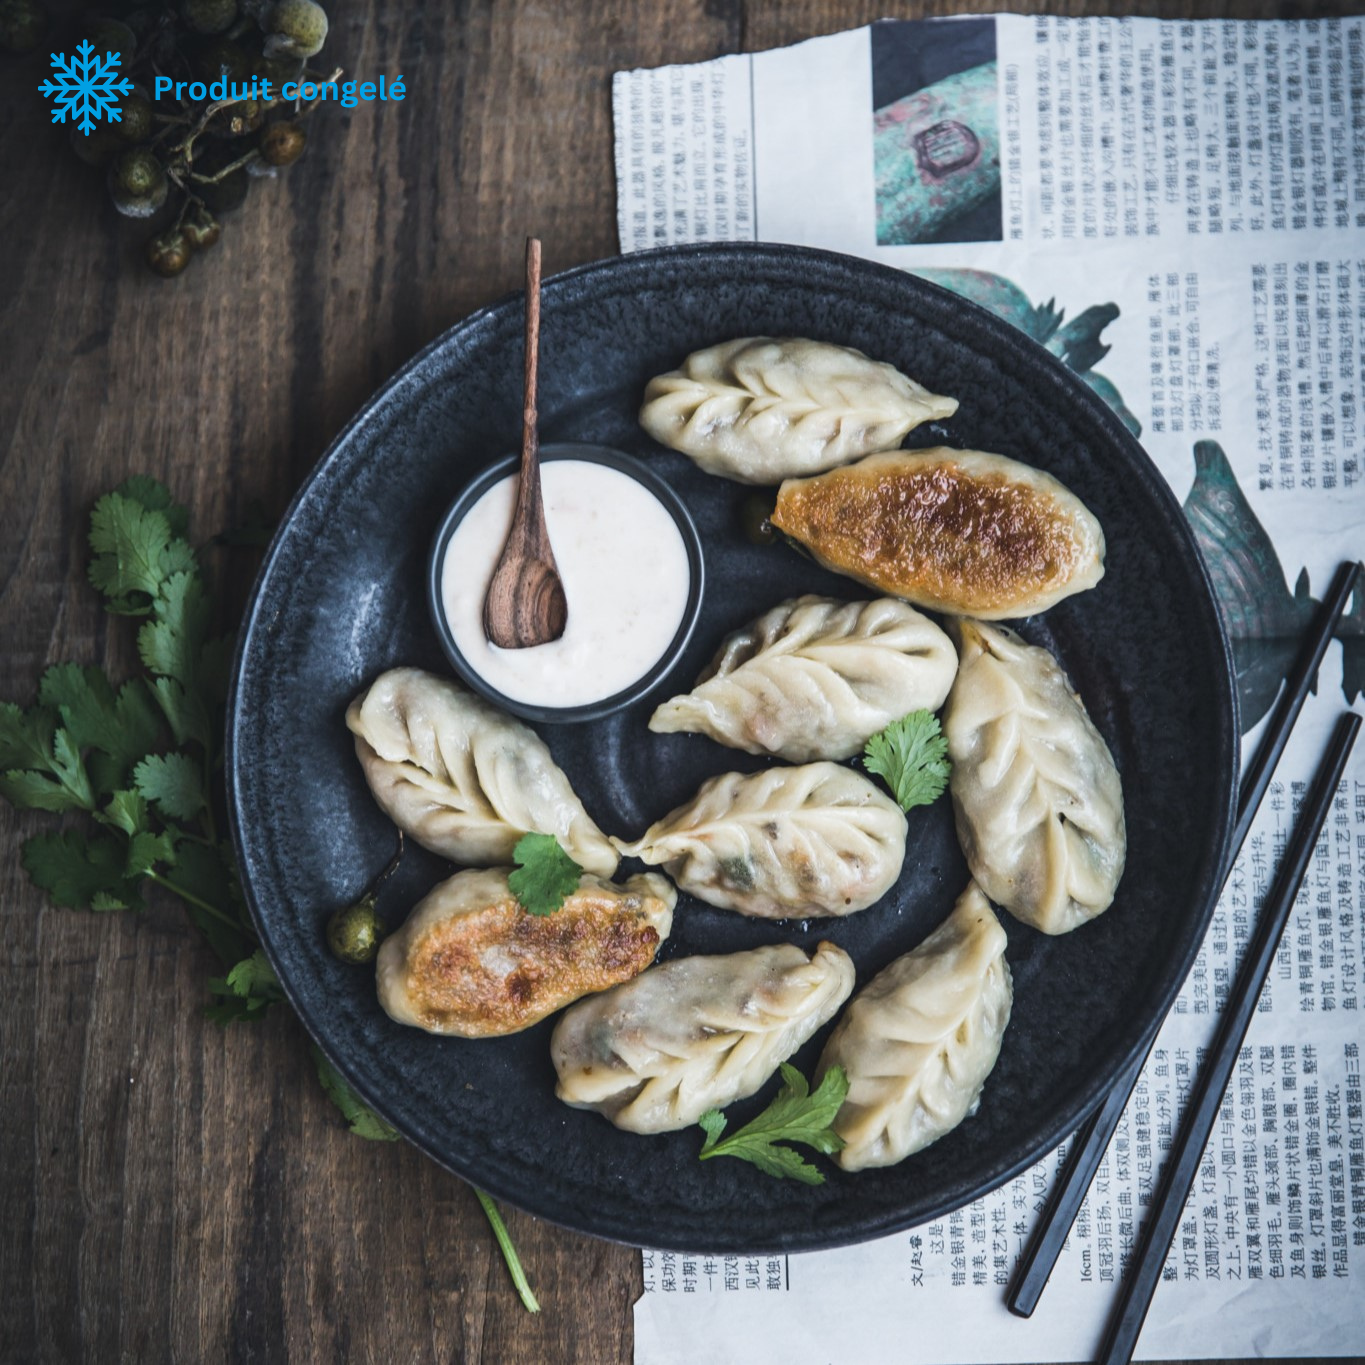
[482,238,568,649]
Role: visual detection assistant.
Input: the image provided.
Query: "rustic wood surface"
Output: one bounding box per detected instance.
[0,1,1354,1362]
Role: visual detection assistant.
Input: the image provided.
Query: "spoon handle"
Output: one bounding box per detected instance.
[522,237,541,484]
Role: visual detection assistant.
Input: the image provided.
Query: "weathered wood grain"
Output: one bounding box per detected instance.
[0,1,1345,1362]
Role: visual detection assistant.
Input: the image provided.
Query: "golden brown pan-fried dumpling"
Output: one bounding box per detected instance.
[649,595,957,762]
[770,448,1105,619]
[612,762,907,919]
[376,868,675,1037]
[817,882,1012,1171]
[551,941,855,1132]
[943,620,1125,934]
[346,668,618,876]
[639,337,958,484]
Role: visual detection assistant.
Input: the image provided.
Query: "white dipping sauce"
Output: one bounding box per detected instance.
[441,460,692,707]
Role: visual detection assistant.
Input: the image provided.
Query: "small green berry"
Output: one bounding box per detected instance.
[108,147,168,217]
[146,228,193,277]
[115,91,155,143]
[327,896,387,965]
[260,0,327,60]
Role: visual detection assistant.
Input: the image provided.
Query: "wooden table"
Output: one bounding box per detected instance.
[1,1,1351,1361]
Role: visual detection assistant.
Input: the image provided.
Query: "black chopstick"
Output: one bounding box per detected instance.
[1007,558,1361,1319]
[1096,709,1360,1365]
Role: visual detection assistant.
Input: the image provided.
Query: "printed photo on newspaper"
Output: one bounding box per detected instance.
[614,14,1365,1364]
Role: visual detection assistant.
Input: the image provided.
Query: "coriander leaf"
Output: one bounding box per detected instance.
[0,700,57,771]
[37,667,162,788]
[126,830,177,878]
[101,788,149,836]
[148,676,212,751]
[206,948,284,1022]
[507,832,582,916]
[311,1046,400,1141]
[137,570,212,684]
[863,709,951,813]
[50,729,95,810]
[134,752,207,821]
[114,475,189,537]
[698,1108,727,1154]
[696,1064,849,1185]
[88,493,180,614]
[0,768,91,813]
[168,840,252,967]
[21,829,143,910]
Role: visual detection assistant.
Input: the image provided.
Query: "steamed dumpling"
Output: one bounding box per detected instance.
[551,941,855,1132]
[376,868,675,1037]
[346,668,618,876]
[943,620,1125,934]
[613,762,906,919]
[770,447,1105,618]
[818,882,1012,1171]
[639,337,958,484]
[649,595,957,762]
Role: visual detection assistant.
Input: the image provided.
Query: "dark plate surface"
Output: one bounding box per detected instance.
[227,243,1237,1254]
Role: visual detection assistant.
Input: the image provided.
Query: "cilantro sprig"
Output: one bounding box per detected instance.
[862,709,952,813]
[2,478,541,1312]
[697,1064,849,1185]
[508,831,582,916]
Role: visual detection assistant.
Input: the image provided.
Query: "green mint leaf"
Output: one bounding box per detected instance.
[113,476,189,537]
[311,1046,400,1141]
[21,829,143,911]
[507,832,582,916]
[134,752,207,821]
[696,1064,849,1184]
[0,701,57,772]
[863,710,951,813]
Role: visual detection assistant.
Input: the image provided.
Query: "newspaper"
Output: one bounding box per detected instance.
[613,16,1365,1363]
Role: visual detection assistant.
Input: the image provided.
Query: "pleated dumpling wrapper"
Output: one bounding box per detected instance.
[612,762,907,919]
[346,667,618,876]
[818,882,1012,1171]
[770,448,1105,619]
[649,595,957,763]
[639,337,958,485]
[551,941,855,1132]
[943,619,1126,934]
[376,868,675,1037]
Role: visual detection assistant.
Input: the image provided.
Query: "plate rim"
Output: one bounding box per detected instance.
[226,240,1239,1253]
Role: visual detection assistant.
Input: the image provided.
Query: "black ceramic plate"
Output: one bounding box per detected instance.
[227,243,1237,1254]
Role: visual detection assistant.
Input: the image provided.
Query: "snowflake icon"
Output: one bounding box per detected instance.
[39,40,135,137]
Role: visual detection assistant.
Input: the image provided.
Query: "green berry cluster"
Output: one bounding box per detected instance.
[6,0,333,278]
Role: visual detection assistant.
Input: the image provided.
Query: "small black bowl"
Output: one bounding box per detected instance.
[426,441,706,723]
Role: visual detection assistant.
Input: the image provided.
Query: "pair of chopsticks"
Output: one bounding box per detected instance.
[1007,559,1363,1365]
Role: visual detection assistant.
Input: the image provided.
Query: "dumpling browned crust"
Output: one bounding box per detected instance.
[770,448,1104,619]
[376,869,675,1037]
